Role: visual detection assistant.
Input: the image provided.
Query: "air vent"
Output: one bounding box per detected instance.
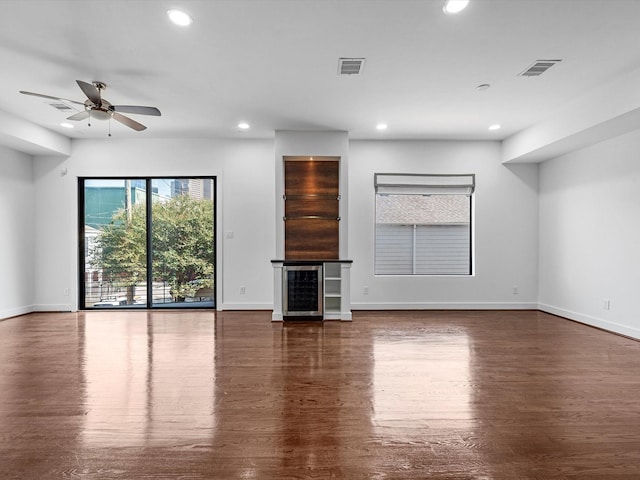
[48,102,75,112]
[338,58,365,75]
[518,59,562,77]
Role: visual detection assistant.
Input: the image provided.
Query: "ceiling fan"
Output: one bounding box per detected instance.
[20,80,161,133]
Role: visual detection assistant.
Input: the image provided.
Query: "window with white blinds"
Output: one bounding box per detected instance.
[374,174,474,276]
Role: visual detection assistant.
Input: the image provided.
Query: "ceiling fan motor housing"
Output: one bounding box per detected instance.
[84,97,112,120]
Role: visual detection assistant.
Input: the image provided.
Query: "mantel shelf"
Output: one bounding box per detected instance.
[283,216,341,221]
[283,194,341,200]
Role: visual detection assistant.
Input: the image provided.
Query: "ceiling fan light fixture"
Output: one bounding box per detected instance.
[443,0,469,15]
[167,9,193,26]
[91,110,112,121]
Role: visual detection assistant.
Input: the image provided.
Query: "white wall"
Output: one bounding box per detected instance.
[27,136,544,315]
[0,146,35,319]
[32,138,275,311]
[539,129,640,339]
[349,140,539,309]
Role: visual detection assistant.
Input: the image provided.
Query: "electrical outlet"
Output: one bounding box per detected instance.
[363,286,369,295]
[603,299,611,310]
[512,286,519,295]
[63,288,70,296]
[240,286,246,295]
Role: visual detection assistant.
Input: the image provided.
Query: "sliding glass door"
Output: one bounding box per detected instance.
[79,177,215,309]
[150,178,214,307]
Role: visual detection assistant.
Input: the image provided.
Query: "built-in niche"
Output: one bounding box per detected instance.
[283,156,340,259]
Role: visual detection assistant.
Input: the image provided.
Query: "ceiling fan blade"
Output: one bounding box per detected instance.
[111,105,161,116]
[76,80,101,105]
[112,112,146,131]
[19,90,85,105]
[67,111,89,121]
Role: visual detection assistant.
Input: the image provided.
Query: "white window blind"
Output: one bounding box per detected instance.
[415,225,470,275]
[375,224,413,275]
[374,173,475,195]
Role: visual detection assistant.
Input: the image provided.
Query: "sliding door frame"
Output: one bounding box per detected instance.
[78,176,217,310]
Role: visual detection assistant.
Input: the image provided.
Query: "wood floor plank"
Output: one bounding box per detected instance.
[0,310,639,479]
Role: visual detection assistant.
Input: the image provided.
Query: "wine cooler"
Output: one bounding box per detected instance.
[282,264,323,318]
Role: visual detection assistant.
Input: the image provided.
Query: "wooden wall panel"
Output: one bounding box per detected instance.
[284,158,340,260]
[284,160,339,196]
[285,219,339,260]
[284,197,339,218]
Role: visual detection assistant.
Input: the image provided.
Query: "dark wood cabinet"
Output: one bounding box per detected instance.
[284,157,340,260]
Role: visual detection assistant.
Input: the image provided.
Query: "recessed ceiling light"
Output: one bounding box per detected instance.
[238,122,250,130]
[167,9,193,26]
[476,83,491,91]
[60,122,74,129]
[443,0,470,15]
[376,123,388,131]
[489,124,502,131]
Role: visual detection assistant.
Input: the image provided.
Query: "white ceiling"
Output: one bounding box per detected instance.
[1,0,640,142]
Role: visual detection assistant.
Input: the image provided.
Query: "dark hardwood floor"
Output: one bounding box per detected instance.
[1,309,640,479]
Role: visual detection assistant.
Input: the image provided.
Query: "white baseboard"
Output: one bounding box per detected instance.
[220,302,273,311]
[538,303,640,340]
[33,304,73,312]
[351,301,538,310]
[0,305,35,321]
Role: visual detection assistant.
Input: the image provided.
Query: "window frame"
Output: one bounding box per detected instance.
[374,173,475,277]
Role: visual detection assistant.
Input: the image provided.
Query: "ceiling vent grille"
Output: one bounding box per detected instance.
[519,59,562,77]
[338,58,365,75]
[48,102,75,112]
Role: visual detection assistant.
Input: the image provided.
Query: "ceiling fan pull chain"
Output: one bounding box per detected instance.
[88,109,91,127]
[108,117,112,137]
